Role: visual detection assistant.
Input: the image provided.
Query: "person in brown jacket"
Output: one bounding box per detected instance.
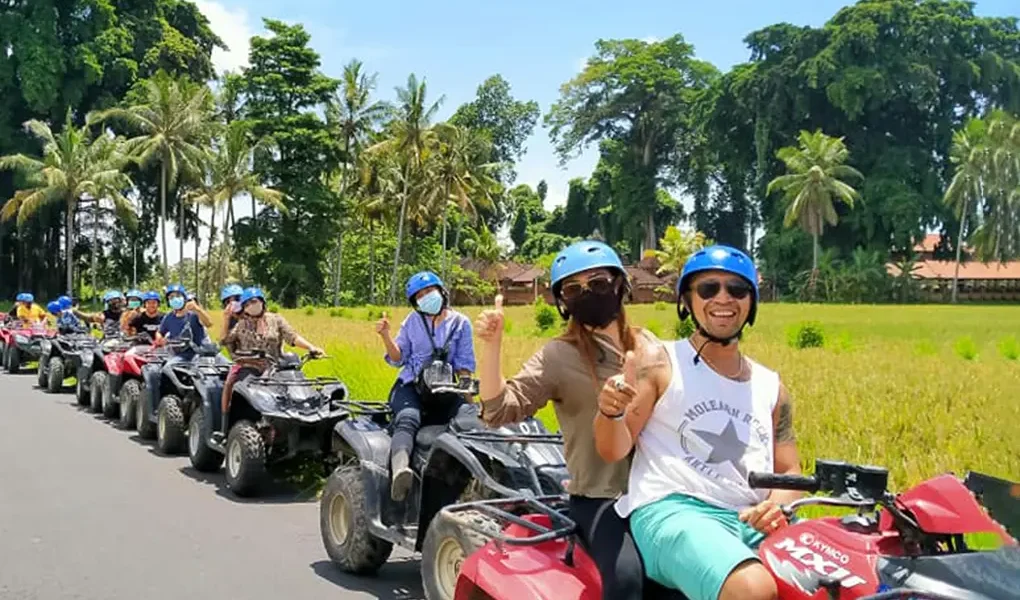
[474,240,681,600]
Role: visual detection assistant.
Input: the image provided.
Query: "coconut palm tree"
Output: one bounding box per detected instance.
[0,113,134,294]
[651,225,712,277]
[766,129,863,290]
[944,118,990,303]
[89,70,212,283]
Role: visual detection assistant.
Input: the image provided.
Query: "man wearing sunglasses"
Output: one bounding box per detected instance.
[598,244,803,600]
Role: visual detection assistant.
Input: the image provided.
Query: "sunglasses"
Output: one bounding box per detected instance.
[560,274,617,301]
[694,279,753,301]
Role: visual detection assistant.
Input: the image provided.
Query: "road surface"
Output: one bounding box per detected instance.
[0,373,424,600]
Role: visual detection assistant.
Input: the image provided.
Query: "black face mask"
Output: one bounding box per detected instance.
[566,290,622,329]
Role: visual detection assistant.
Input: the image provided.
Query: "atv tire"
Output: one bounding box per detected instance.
[319,465,393,574]
[187,409,223,472]
[224,420,267,497]
[6,345,20,374]
[75,367,90,406]
[46,357,64,394]
[421,509,502,600]
[89,371,106,414]
[101,377,119,419]
[37,358,48,388]
[135,385,157,440]
[156,395,187,455]
[118,379,141,430]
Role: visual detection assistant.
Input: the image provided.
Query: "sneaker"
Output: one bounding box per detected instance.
[391,467,414,501]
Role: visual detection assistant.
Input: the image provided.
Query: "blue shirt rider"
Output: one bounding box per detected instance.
[375,271,477,502]
[55,295,86,334]
[217,283,244,342]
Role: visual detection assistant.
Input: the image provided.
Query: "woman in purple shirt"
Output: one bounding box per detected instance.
[375,271,477,501]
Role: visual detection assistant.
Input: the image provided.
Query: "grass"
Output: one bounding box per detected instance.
[292,302,1020,494]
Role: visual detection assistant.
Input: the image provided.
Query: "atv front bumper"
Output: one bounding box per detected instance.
[14,337,43,361]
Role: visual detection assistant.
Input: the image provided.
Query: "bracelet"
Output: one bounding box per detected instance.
[599,408,625,421]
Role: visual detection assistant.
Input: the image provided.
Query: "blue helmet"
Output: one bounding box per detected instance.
[239,287,265,305]
[220,284,244,303]
[405,271,445,303]
[46,300,61,316]
[677,244,759,327]
[102,290,125,304]
[550,240,626,294]
[16,292,33,303]
[125,289,143,301]
[142,291,161,304]
[57,295,73,311]
[164,284,186,298]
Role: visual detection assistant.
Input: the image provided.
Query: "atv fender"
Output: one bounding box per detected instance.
[161,360,194,393]
[197,386,225,433]
[332,418,393,532]
[104,352,125,376]
[232,380,280,416]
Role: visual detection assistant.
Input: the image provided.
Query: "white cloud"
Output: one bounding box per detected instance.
[642,35,661,44]
[193,0,254,75]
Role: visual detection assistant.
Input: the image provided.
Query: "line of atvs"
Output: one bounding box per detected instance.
[1,314,1018,600]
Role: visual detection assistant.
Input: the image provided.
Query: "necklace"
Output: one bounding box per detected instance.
[691,336,747,380]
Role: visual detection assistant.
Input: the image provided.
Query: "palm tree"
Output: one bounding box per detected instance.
[0,113,134,294]
[651,225,712,277]
[326,59,388,304]
[89,70,212,283]
[943,118,989,303]
[766,129,863,287]
[367,73,444,304]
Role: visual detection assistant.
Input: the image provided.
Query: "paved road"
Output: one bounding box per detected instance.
[0,372,424,600]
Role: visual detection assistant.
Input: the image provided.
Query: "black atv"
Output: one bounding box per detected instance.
[37,331,98,393]
[153,339,231,457]
[134,335,214,443]
[318,369,569,600]
[187,349,352,498]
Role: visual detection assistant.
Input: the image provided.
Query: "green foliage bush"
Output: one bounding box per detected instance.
[674,318,695,339]
[953,336,978,360]
[788,321,825,349]
[997,336,1019,361]
[534,298,558,331]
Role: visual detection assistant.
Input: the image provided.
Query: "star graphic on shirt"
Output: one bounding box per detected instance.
[691,418,749,477]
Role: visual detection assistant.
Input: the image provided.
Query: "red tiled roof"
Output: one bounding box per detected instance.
[887,259,1020,280]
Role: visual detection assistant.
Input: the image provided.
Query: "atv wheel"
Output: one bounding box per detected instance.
[319,465,393,574]
[156,395,187,455]
[421,509,502,600]
[37,359,48,388]
[224,420,267,497]
[135,385,157,439]
[89,371,106,414]
[46,357,64,394]
[118,379,140,430]
[6,345,20,374]
[75,367,90,406]
[101,377,119,419]
[187,409,224,472]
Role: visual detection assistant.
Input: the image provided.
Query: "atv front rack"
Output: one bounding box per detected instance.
[331,400,392,416]
[454,430,564,445]
[858,590,968,600]
[442,495,575,546]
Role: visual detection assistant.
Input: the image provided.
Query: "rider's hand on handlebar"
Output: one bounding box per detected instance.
[308,346,325,357]
[738,499,788,534]
[375,312,390,337]
[598,350,638,418]
[475,294,504,344]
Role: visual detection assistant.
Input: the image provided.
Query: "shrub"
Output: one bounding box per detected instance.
[653,301,668,312]
[329,308,348,318]
[674,318,695,339]
[304,306,315,316]
[997,336,1019,361]
[788,321,825,349]
[953,336,978,361]
[267,301,282,313]
[534,298,558,332]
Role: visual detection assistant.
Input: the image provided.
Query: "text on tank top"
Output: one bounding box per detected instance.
[616,338,781,516]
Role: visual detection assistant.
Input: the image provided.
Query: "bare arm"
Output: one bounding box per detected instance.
[768,382,803,505]
[594,340,671,463]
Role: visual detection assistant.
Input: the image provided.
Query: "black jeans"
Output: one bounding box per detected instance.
[387,380,468,461]
[569,495,687,600]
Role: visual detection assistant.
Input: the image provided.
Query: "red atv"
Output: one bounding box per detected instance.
[1,321,57,374]
[101,335,160,428]
[447,459,1019,600]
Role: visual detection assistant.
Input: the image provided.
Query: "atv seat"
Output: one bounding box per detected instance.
[414,425,447,450]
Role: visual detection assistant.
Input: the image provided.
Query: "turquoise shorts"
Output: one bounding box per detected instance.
[630,493,766,600]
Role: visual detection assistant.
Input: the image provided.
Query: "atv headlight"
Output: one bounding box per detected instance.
[15,334,28,344]
[41,340,51,353]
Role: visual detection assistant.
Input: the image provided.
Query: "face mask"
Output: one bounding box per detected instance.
[244,302,264,318]
[168,296,185,311]
[128,300,141,310]
[567,290,621,329]
[416,290,443,315]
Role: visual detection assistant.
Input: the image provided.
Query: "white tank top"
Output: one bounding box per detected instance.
[615,339,780,517]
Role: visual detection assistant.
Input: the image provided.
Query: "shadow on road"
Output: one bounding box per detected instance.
[177,465,314,505]
[310,559,425,600]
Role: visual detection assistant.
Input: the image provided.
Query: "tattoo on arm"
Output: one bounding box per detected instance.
[636,343,669,381]
[775,389,796,443]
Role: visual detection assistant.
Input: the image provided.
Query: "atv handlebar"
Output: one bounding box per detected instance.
[747,472,820,493]
[857,590,967,600]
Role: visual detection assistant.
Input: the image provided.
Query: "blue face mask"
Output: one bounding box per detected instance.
[168,296,185,311]
[416,290,444,315]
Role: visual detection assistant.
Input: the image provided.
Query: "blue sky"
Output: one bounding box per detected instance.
[178,0,1016,263]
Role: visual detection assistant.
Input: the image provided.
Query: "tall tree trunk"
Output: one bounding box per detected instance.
[951,203,969,304]
[160,162,169,284]
[332,234,342,306]
[207,204,217,294]
[132,238,137,288]
[220,206,230,288]
[178,195,184,279]
[389,181,409,305]
[368,219,376,305]
[91,201,98,298]
[441,206,448,282]
[65,202,75,296]
[194,215,200,300]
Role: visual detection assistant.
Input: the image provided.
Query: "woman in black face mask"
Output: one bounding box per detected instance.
[474,240,681,600]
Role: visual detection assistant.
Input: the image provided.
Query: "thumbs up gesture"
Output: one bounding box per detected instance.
[475,294,505,344]
[375,311,390,336]
[598,350,638,418]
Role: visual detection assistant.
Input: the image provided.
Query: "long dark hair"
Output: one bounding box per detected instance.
[558,300,638,393]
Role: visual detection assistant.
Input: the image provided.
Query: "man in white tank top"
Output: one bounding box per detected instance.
[592,245,803,600]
